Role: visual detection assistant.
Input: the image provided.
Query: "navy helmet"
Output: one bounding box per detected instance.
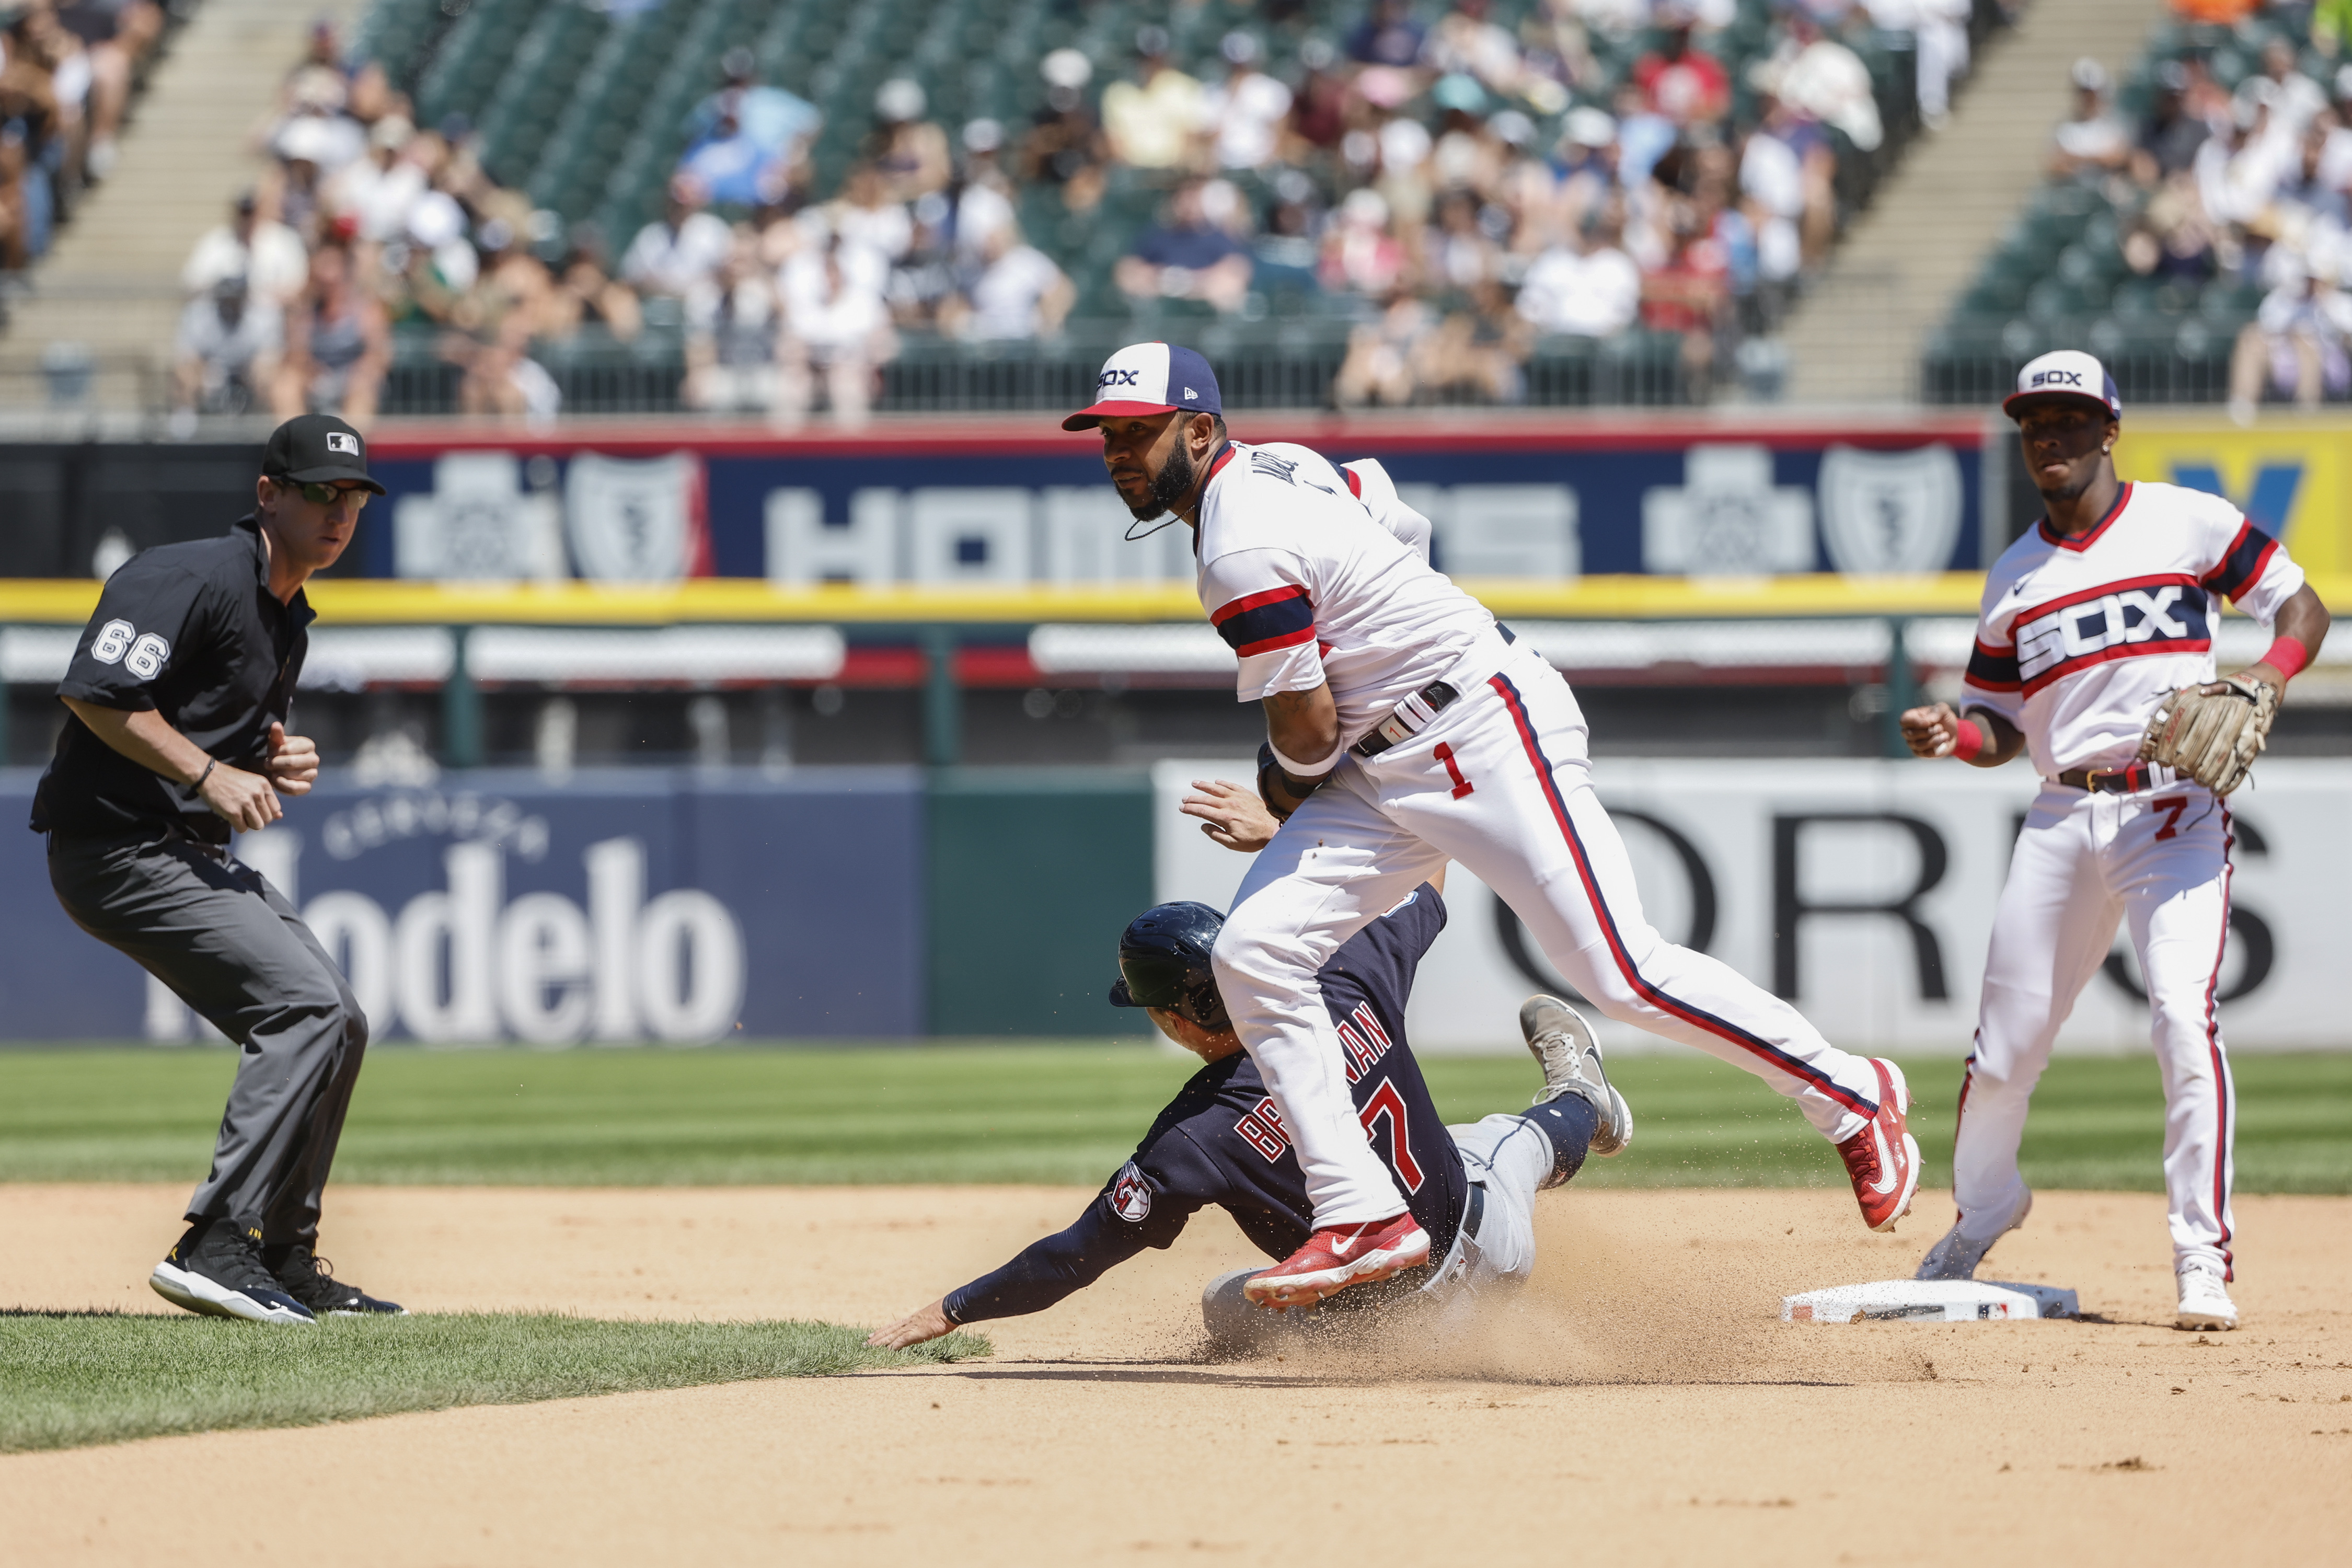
[1107,901,1230,1031]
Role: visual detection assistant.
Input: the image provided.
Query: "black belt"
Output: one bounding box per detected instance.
[1350,624,1518,759]
[2053,762,2166,794]
[1462,1181,1486,1241]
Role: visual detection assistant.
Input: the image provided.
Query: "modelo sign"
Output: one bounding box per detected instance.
[194,806,742,1046]
[0,773,926,1043]
[1153,758,2349,1053]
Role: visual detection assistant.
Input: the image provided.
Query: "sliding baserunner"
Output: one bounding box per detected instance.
[1060,341,1919,1309]
[868,864,1632,1353]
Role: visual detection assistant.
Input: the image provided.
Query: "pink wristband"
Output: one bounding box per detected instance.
[2263,636,2310,682]
[1951,719,1985,762]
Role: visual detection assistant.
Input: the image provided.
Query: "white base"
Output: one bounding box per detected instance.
[1782,1278,2079,1323]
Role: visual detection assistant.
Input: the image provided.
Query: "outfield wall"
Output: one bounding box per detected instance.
[2,759,2346,1051]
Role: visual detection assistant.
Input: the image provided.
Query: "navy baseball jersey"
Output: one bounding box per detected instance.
[34,516,313,844]
[945,885,1469,1326]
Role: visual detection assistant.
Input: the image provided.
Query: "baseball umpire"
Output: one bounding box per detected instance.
[867,878,1631,1353]
[33,413,400,1325]
[1899,350,2331,1330]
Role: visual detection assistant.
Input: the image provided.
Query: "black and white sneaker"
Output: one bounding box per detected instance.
[267,1242,407,1317]
[1518,993,1634,1156]
[151,1220,317,1325]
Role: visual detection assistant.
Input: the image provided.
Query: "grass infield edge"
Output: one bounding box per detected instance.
[0,1310,992,1456]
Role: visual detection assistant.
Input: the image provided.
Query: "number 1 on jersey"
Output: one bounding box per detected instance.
[1434,742,1473,799]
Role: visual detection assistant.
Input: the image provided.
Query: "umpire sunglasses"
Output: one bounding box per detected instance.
[282,480,372,508]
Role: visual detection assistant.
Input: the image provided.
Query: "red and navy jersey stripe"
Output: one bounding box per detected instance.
[1212,585,1316,658]
[1962,639,2020,693]
[2199,520,2281,604]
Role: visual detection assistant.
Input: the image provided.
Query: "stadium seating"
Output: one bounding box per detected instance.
[350,0,1937,412]
[1925,9,2333,406]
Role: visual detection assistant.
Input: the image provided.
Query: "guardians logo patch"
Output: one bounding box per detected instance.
[1110,1161,1152,1223]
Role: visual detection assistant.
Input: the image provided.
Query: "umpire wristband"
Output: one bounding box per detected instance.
[192,757,217,791]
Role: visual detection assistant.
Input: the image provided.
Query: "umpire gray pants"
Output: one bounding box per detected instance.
[49,830,368,1246]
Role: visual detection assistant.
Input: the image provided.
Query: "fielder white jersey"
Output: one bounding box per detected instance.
[1197,441,1491,746]
[1962,480,2307,775]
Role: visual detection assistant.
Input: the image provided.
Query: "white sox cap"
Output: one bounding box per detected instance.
[1062,341,1223,430]
[2003,349,2122,421]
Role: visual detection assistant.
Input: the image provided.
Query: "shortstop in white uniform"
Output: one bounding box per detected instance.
[1195,438,1892,1229]
[1955,479,2307,1277]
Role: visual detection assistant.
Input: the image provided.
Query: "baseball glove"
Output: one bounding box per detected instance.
[2138,675,2279,796]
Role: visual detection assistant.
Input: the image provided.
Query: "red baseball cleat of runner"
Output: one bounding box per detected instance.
[1836,1058,1921,1232]
[1243,1212,1431,1310]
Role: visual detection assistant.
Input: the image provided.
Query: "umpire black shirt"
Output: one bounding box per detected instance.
[32,516,313,845]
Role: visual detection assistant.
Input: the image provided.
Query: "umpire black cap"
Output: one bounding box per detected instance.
[1108,901,1231,1031]
[261,413,386,495]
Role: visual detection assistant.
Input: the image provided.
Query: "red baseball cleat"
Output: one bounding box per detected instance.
[1243,1212,1430,1310]
[1836,1059,1921,1233]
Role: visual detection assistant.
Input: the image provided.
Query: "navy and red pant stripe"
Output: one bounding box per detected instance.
[1488,671,1880,1120]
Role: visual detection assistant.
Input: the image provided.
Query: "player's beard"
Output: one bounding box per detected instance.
[1126,438,1197,523]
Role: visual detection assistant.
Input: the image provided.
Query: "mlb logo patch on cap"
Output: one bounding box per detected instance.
[1062,342,1223,430]
[2003,349,2122,421]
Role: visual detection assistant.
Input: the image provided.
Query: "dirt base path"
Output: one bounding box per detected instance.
[6,1184,2350,1564]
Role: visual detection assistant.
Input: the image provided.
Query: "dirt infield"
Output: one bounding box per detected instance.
[6,1182,2350,1564]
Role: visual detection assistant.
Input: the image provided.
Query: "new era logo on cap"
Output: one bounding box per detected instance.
[1062,342,1223,430]
[2003,349,2123,421]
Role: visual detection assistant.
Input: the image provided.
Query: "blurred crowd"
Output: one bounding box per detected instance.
[169,0,1941,424]
[175,18,620,428]
[0,0,165,274]
[2043,1,2352,420]
[1074,1,1920,405]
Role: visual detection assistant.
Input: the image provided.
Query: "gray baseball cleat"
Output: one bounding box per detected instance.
[1519,993,1632,1157]
[1913,1187,2033,1281]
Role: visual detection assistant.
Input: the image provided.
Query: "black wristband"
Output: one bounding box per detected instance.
[193,757,217,791]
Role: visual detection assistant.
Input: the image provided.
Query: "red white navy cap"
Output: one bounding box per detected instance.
[2003,349,2122,421]
[1061,341,1223,430]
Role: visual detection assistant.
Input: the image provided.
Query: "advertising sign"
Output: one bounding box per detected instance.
[1152,758,2350,1054]
[0,770,925,1042]
[2116,418,2352,579]
[360,422,1990,586]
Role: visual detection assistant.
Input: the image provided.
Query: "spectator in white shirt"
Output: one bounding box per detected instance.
[1768,10,1882,154]
[181,190,309,306]
[684,236,782,414]
[2049,59,2131,181]
[778,232,896,430]
[1199,31,1292,171]
[620,175,734,300]
[326,116,426,244]
[1863,0,1970,128]
[1515,211,1642,338]
[815,161,915,276]
[2230,256,2352,419]
[172,275,286,417]
[947,225,1074,340]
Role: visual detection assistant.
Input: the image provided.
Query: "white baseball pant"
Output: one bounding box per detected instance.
[1198,1109,1557,1348]
[1954,782,2238,1275]
[1213,641,1887,1229]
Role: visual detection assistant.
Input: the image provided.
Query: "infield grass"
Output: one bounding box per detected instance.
[1,1045,2348,1193]
[0,1311,989,1454]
